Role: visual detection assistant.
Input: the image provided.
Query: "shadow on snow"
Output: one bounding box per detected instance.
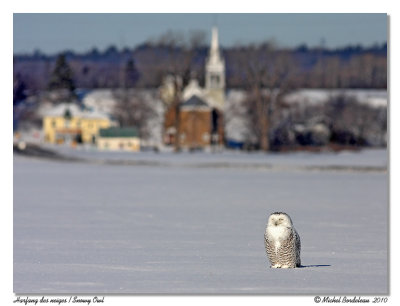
[298,264,331,268]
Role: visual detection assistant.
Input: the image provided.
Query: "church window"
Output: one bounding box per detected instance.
[210,74,220,87]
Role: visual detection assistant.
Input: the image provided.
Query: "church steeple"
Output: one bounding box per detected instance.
[209,27,221,63]
[205,27,225,110]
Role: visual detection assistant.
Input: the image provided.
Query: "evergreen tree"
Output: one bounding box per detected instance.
[48,53,76,93]
[13,73,27,106]
[124,58,140,88]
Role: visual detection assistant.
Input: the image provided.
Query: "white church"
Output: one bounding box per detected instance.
[182,27,226,110]
[162,27,227,149]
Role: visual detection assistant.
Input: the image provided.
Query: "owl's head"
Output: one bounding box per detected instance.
[268,212,293,228]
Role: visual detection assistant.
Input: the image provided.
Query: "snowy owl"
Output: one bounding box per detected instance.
[264,212,301,268]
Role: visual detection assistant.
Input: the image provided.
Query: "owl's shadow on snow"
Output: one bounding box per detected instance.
[297,264,331,268]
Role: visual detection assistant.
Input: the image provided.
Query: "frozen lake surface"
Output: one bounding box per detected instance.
[13,149,388,294]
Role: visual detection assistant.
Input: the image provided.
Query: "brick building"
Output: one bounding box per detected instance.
[163,27,226,150]
[164,95,224,149]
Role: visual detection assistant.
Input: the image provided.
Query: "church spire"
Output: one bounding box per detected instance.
[211,27,219,53]
[209,27,221,63]
[205,26,225,110]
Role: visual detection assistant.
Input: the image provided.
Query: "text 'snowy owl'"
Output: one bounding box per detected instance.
[264,212,301,268]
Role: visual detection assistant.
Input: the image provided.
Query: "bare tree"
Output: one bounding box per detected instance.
[234,43,298,151]
[113,58,156,140]
[113,89,157,140]
[155,30,206,152]
[325,95,386,146]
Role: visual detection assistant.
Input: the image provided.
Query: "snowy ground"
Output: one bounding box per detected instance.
[42,144,388,170]
[13,149,388,294]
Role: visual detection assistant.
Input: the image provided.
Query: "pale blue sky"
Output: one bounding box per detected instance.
[13,13,387,54]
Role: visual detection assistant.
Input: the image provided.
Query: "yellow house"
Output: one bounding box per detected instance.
[97,127,140,152]
[43,103,113,145]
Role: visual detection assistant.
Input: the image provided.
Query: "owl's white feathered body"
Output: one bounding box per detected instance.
[264,212,301,268]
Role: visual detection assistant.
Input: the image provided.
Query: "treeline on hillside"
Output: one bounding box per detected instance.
[13,41,387,93]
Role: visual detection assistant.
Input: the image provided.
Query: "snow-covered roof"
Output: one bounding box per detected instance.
[182,95,209,108]
[43,103,110,120]
[182,79,204,101]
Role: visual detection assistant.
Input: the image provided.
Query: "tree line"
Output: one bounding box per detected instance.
[13,40,387,94]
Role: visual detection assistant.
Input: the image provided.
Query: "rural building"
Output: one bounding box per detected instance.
[164,95,224,149]
[43,103,112,145]
[97,127,140,152]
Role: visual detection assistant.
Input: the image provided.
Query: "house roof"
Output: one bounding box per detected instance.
[44,103,110,120]
[99,127,139,138]
[181,95,209,108]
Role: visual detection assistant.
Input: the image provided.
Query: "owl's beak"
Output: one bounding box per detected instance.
[274,221,279,226]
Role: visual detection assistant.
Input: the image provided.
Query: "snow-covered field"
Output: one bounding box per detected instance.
[13,149,388,294]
